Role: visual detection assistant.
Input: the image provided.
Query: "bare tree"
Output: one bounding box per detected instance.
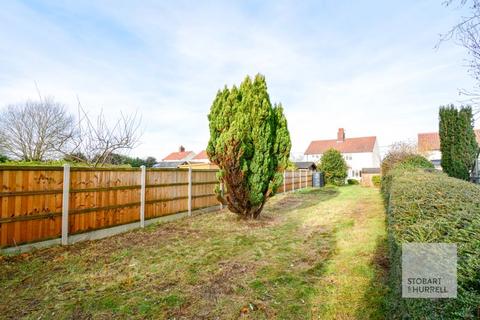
[381,141,420,175]
[0,98,74,161]
[0,96,142,166]
[440,0,480,115]
[66,102,142,167]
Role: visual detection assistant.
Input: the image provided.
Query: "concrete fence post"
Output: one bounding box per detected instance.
[283,170,286,193]
[299,169,302,189]
[61,164,70,246]
[140,165,146,228]
[291,170,295,192]
[188,164,192,216]
[220,182,224,210]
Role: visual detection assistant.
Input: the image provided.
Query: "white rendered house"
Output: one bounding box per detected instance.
[304,128,381,180]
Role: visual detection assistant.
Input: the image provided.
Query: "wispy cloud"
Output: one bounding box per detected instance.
[0,0,475,159]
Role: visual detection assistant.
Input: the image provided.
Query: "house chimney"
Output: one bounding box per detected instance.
[179,145,185,152]
[337,128,345,142]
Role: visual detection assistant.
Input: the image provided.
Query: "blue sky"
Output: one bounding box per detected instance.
[0,0,475,159]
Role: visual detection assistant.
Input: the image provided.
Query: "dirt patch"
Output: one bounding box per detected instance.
[199,261,254,301]
[268,196,304,212]
[345,200,373,224]
[168,261,257,319]
[69,306,93,320]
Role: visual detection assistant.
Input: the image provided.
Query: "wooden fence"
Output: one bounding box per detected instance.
[0,166,313,248]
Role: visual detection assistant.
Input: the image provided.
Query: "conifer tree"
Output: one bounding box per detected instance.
[207,74,291,219]
[439,105,478,180]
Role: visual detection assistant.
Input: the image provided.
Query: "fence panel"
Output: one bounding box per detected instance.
[279,170,313,193]
[69,168,141,235]
[145,169,189,219]
[191,170,218,210]
[0,167,314,248]
[0,167,64,247]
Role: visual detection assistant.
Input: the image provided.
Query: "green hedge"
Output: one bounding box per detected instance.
[382,169,480,319]
[347,179,359,185]
[371,175,381,187]
[393,154,434,171]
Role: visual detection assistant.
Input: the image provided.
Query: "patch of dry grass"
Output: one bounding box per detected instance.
[0,186,387,319]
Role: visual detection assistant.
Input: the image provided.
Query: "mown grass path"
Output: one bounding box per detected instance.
[0,186,387,319]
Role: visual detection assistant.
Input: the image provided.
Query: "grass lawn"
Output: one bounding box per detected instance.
[0,186,388,319]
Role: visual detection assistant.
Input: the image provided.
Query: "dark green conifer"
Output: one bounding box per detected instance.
[207,74,291,219]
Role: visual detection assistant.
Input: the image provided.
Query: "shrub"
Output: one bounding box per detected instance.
[381,154,434,203]
[317,148,347,186]
[347,179,359,185]
[394,154,434,171]
[381,141,428,176]
[207,74,291,219]
[371,175,381,187]
[382,169,480,319]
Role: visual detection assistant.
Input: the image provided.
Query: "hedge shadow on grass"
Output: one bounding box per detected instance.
[355,234,389,320]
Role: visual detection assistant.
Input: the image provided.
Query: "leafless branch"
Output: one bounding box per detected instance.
[439,0,480,114]
[66,99,143,167]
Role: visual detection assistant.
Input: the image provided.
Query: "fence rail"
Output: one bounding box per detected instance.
[0,166,312,248]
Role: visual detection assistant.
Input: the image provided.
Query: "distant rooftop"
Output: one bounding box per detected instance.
[192,150,208,160]
[162,145,195,161]
[305,128,377,154]
[418,130,480,151]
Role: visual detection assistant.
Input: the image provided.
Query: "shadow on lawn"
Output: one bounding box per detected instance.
[355,235,389,320]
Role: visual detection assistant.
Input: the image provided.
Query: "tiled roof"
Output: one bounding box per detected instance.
[162,151,194,161]
[418,130,480,151]
[192,150,208,160]
[305,136,377,154]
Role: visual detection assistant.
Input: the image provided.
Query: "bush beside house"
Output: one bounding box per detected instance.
[347,179,359,185]
[317,148,347,186]
[382,168,480,319]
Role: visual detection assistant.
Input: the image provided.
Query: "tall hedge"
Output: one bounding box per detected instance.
[318,148,347,185]
[439,105,478,180]
[382,168,480,319]
[206,74,291,219]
